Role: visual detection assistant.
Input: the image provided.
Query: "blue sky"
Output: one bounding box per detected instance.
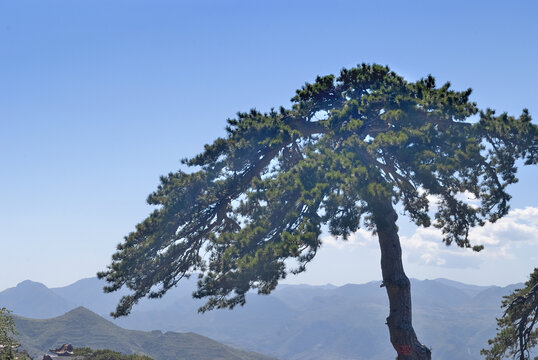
[1,0,537,291]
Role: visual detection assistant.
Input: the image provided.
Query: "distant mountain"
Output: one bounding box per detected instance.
[50,277,127,316]
[1,277,522,360]
[469,283,521,308]
[433,278,491,297]
[13,307,276,360]
[0,280,74,318]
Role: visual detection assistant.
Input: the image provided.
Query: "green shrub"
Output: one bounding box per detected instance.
[73,347,154,360]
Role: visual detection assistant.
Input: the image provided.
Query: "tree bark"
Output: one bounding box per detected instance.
[371,199,431,360]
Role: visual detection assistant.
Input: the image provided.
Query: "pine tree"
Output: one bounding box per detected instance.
[0,308,18,360]
[99,64,537,359]
[482,268,538,360]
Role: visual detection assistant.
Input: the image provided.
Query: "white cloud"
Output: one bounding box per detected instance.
[472,206,538,245]
[322,206,538,269]
[509,206,538,223]
[400,227,483,269]
[321,228,376,250]
[402,206,538,267]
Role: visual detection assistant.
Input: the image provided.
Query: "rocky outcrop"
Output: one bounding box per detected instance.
[49,344,74,356]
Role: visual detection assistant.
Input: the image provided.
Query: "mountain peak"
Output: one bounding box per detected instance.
[67,306,92,313]
[16,280,47,289]
[14,307,276,360]
[62,306,107,320]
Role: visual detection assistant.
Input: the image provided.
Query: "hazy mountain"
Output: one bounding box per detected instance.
[1,277,521,360]
[50,277,199,314]
[13,307,276,360]
[470,283,522,308]
[0,280,75,318]
[49,277,125,315]
[433,278,491,297]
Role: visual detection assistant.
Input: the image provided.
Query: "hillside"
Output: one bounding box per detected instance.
[73,348,154,360]
[2,277,522,360]
[13,307,276,360]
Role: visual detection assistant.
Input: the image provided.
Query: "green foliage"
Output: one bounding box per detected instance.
[0,308,16,345]
[73,347,154,360]
[0,349,31,360]
[0,349,14,360]
[98,63,537,317]
[482,268,538,360]
[0,308,18,351]
[0,309,30,360]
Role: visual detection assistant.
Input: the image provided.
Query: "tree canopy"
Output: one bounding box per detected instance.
[0,308,22,360]
[99,64,537,359]
[482,268,538,360]
[0,308,17,349]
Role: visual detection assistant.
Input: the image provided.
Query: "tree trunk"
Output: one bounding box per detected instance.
[372,199,431,360]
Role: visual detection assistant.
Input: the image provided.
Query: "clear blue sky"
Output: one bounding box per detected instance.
[1,0,537,291]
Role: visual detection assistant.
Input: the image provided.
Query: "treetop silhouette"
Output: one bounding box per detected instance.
[99,64,537,359]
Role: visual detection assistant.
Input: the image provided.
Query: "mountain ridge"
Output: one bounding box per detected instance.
[13,306,276,360]
[1,277,523,360]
